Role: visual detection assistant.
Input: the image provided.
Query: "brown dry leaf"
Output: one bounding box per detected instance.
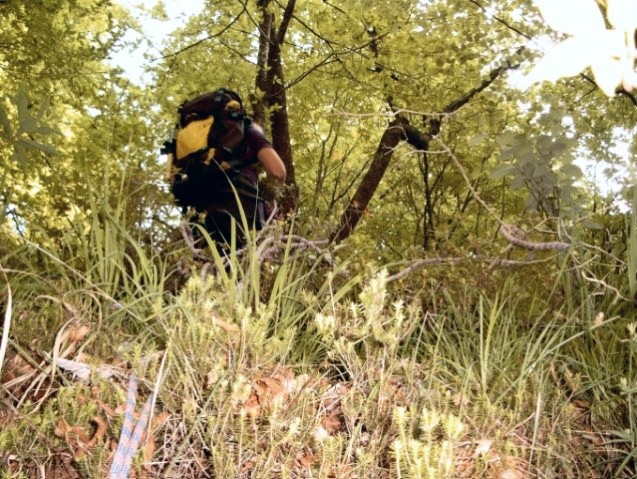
[1,352,36,383]
[143,433,156,470]
[296,446,315,470]
[500,469,523,479]
[237,368,298,418]
[143,412,170,469]
[244,391,261,418]
[204,369,219,390]
[239,455,257,474]
[320,382,350,414]
[378,377,409,413]
[54,416,105,461]
[255,376,284,399]
[43,455,81,479]
[328,463,354,478]
[254,374,289,412]
[95,398,117,417]
[321,414,344,435]
[0,410,12,429]
[66,322,90,342]
[54,417,92,443]
[571,398,591,410]
[53,417,70,439]
[86,416,108,448]
[499,456,527,479]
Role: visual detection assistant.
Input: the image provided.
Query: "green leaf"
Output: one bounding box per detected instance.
[536,135,554,159]
[583,220,604,230]
[490,164,517,180]
[560,163,583,178]
[17,138,60,156]
[15,89,29,127]
[495,132,516,149]
[467,133,486,146]
[0,105,12,139]
[12,145,26,169]
[15,88,28,113]
[34,125,61,136]
[628,185,637,296]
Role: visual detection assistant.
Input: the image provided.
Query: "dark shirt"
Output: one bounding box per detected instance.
[234,124,273,186]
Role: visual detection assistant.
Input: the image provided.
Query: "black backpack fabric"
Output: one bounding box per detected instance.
[162,88,251,211]
[178,89,244,128]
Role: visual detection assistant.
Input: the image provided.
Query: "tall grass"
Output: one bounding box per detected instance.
[2,187,637,477]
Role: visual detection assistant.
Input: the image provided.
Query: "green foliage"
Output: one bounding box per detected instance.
[1,0,637,477]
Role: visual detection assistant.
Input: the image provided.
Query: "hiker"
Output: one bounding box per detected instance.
[164,88,286,250]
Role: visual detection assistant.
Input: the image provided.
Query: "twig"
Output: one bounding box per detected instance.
[256,233,329,263]
[387,254,558,282]
[179,222,211,262]
[387,257,469,281]
[158,5,247,60]
[580,271,629,304]
[437,139,572,252]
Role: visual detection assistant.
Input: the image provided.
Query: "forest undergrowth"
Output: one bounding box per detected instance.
[1,207,636,479]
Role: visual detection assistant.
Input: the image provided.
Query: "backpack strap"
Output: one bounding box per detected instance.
[213,116,254,171]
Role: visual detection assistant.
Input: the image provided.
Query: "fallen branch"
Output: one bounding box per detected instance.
[179,222,209,262]
[500,223,570,252]
[54,357,122,382]
[256,234,330,263]
[387,254,560,282]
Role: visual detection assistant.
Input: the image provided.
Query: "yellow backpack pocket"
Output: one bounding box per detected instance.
[176,116,214,162]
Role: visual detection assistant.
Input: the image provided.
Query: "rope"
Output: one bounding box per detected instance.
[109,374,153,479]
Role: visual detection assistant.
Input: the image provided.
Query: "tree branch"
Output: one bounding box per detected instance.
[387,254,558,282]
[159,6,246,60]
[465,0,531,39]
[329,117,412,243]
[499,223,570,251]
[330,56,520,244]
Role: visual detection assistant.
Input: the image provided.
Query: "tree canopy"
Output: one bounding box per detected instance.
[1,0,635,263]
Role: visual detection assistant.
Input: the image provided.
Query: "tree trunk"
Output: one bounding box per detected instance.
[330,117,430,243]
[253,0,298,215]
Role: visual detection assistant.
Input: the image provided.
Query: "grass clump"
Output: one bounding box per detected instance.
[1,207,637,478]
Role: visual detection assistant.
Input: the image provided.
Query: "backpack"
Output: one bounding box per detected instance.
[161,88,252,211]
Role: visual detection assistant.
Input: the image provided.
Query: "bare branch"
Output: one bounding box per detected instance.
[387,254,558,282]
[499,223,570,252]
[466,0,531,39]
[159,6,247,60]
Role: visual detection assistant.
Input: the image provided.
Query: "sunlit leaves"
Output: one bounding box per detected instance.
[0,0,143,244]
[523,0,637,96]
[628,185,637,297]
[607,0,637,33]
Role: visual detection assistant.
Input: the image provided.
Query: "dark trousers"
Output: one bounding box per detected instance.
[203,193,265,250]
